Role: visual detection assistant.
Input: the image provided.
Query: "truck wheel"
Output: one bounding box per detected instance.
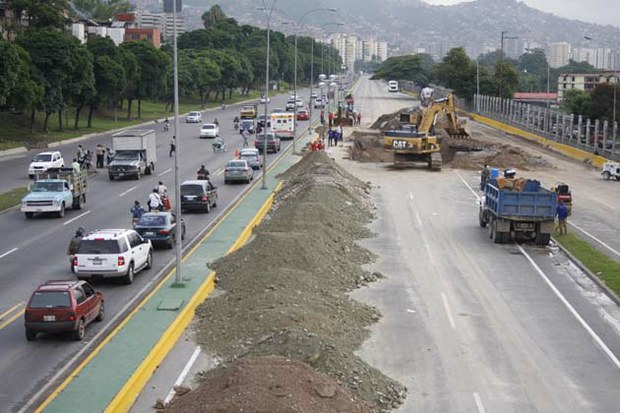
[145,165,151,175]
[57,203,65,218]
[478,210,487,228]
[73,196,81,210]
[25,212,34,219]
[603,171,611,180]
[535,231,551,246]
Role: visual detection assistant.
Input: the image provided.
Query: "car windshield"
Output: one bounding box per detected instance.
[227,161,246,168]
[32,182,63,192]
[77,240,120,254]
[240,154,256,161]
[189,112,200,116]
[138,215,167,226]
[113,151,139,160]
[29,291,71,308]
[33,154,52,162]
[202,125,215,130]
[257,134,274,141]
[181,184,205,196]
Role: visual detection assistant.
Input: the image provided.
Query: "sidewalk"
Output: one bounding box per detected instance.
[37,131,317,413]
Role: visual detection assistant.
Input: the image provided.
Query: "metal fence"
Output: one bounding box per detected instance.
[468,95,619,161]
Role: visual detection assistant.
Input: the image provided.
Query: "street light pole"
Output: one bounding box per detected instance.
[170,0,182,285]
[476,59,480,113]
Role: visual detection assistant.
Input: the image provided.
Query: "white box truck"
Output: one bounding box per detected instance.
[108,129,157,180]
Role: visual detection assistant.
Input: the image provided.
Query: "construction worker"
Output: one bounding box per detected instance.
[556,200,569,235]
[480,164,490,190]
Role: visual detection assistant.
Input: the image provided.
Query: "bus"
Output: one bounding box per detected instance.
[388,80,399,92]
[270,112,295,140]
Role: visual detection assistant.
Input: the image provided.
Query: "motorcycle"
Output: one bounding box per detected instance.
[163,122,170,132]
[212,140,227,153]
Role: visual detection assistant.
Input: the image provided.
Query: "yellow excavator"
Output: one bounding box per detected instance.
[383,94,469,170]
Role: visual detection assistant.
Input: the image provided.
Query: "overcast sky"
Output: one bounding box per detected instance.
[422,0,618,28]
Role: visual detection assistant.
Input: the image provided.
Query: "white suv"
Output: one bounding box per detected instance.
[28,151,64,178]
[73,229,153,284]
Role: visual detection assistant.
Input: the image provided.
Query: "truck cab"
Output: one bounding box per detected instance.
[21,168,87,219]
[108,129,156,180]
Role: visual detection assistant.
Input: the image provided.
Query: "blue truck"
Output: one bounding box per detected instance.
[478,178,557,245]
[21,168,88,219]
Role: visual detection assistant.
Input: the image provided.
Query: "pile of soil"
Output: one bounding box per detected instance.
[349,130,393,163]
[167,151,406,412]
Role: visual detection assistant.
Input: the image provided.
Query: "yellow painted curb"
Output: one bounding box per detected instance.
[471,114,609,168]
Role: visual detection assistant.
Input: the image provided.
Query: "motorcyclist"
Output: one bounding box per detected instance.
[197,165,210,180]
[212,136,225,151]
[67,227,85,273]
[233,116,239,130]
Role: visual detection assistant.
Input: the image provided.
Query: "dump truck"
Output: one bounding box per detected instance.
[383,94,469,170]
[478,177,557,245]
[21,168,88,219]
[108,129,156,180]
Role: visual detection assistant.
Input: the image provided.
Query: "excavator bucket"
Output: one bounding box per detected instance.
[445,118,470,139]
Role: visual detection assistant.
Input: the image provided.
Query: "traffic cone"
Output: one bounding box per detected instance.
[235,148,239,158]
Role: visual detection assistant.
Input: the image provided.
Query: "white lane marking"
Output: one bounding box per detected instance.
[455,170,481,201]
[62,210,91,226]
[163,346,202,406]
[406,309,416,313]
[441,292,456,329]
[213,168,224,176]
[415,210,423,227]
[0,247,18,259]
[409,191,414,200]
[518,245,620,370]
[158,168,172,177]
[568,221,620,258]
[118,185,138,197]
[473,392,486,413]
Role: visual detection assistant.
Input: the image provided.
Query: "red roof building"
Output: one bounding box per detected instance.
[124,28,161,48]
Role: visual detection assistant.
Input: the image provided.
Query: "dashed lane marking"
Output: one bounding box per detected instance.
[62,210,91,226]
[0,247,18,259]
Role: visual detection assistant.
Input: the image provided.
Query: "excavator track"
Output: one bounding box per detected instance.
[429,152,442,171]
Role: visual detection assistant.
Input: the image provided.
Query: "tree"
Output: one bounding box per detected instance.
[518,49,549,92]
[0,40,42,120]
[202,5,227,29]
[64,43,96,130]
[494,60,519,98]
[188,53,221,107]
[589,84,618,122]
[8,0,70,30]
[371,54,435,86]
[70,0,133,21]
[434,47,477,99]
[561,89,591,116]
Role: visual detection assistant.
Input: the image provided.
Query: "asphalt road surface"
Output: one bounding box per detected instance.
[342,77,620,412]
[0,91,318,412]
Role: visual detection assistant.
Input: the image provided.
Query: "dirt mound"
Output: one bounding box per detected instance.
[166,356,375,413]
[176,151,406,412]
[349,130,393,163]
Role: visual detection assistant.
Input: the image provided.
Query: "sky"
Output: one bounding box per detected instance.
[422,0,619,28]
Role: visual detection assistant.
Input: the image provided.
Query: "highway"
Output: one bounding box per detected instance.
[0,92,316,412]
[344,77,620,412]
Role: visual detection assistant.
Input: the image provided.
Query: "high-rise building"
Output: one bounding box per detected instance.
[549,42,571,68]
[135,10,185,42]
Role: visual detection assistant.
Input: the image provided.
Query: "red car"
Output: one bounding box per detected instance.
[296,109,310,121]
[24,280,104,341]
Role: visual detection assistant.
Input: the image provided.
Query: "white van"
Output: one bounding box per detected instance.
[388,80,399,92]
[270,112,295,140]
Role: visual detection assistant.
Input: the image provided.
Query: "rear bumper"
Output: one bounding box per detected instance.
[181,201,210,211]
[225,174,251,182]
[74,267,126,278]
[25,321,77,333]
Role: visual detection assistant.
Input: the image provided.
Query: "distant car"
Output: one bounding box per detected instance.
[73,229,153,284]
[271,108,285,114]
[296,109,310,121]
[180,180,218,213]
[28,151,64,179]
[239,119,256,134]
[313,98,325,109]
[310,91,318,99]
[257,114,270,128]
[255,132,281,154]
[240,104,258,119]
[186,111,203,123]
[24,280,104,341]
[296,99,303,108]
[285,100,296,111]
[239,148,263,170]
[199,123,219,138]
[224,159,254,184]
[134,212,185,249]
[259,95,270,104]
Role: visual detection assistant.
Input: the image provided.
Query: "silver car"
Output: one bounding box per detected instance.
[224,159,254,184]
[239,148,263,170]
[186,111,203,123]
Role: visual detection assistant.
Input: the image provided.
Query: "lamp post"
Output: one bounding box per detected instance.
[291,8,338,152]
[476,59,480,113]
[257,1,278,190]
[499,30,518,98]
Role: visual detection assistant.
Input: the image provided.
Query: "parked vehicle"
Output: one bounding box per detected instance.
[296,109,310,121]
[270,113,295,140]
[180,180,218,213]
[479,176,557,245]
[224,159,254,184]
[186,111,203,123]
[134,212,185,249]
[21,168,87,219]
[199,123,219,139]
[255,132,282,153]
[602,162,620,180]
[239,148,263,170]
[240,104,258,119]
[108,129,157,180]
[24,280,104,341]
[73,229,153,284]
[28,151,64,179]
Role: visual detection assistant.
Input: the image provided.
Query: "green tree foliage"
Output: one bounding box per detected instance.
[494,60,519,98]
[0,40,41,114]
[64,43,95,130]
[434,48,478,99]
[589,84,619,122]
[202,5,227,29]
[8,0,70,30]
[561,89,591,116]
[70,0,133,21]
[371,54,435,86]
[518,49,550,93]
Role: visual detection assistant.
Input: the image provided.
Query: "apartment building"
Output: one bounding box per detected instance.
[549,42,571,68]
[557,71,618,100]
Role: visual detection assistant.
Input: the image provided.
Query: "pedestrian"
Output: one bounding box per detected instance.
[76,144,85,160]
[480,164,490,191]
[131,200,145,226]
[169,136,176,157]
[556,200,569,235]
[84,150,93,171]
[242,128,250,148]
[96,144,105,168]
[106,147,114,165]
[328,111,333,127]
[327,127,335,147]
[157,181,168,196]
[71,158,80,174]
[320,110,325,125]
[148,188,162,212]
[336,123,343,145]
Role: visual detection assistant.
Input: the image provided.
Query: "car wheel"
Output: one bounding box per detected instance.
[109,174,115,181]
[603,171,611,180]
[25,328,37,342]
[205,202,211,214]
[145,250,153,270]
[25,212,33,219]
[57,203,65,218]
[124,263,135,284]
[28,174,35,179]
[73,319,85,341]
[95,302,105,322]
